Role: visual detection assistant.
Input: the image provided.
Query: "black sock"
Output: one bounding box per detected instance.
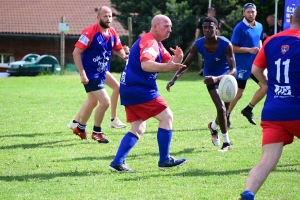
[227,113,231,120]
[77,123,86,132]
[245,103,254,112]
[93,126,102,133]
[73,120,78,123]
[110,118,114,122]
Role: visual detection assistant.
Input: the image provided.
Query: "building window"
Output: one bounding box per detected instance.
[0,54,14,67]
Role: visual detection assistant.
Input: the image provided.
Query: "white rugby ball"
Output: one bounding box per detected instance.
[218,75,238,102]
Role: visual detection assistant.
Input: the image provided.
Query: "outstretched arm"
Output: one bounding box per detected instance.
[166,43,198,91]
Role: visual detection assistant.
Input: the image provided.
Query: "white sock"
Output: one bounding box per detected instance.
[222,132,230,143]
[211,121,219,130]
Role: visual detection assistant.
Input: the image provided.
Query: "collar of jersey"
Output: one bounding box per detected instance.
[243,18,256,28]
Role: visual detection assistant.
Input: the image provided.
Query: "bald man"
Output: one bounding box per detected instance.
[71,6,128,143]
[264,15,282,39]
[109,14,187,172]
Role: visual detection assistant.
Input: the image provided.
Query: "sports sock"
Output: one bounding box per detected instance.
[111,118,114,122]
[245,103,254,112]
[93,126,102,133]
[241,190,255,200]
[157,128,172,163]
[222,132,230,143]
[77,123,86,133]
[211,120,219,130]
[73,119,78,123]
[113,132,138,164]
[227,113,231,120]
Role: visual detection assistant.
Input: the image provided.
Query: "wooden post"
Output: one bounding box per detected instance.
[128,17,132,47]
[60,16,65,73]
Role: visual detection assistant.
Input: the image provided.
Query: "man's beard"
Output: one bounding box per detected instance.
[100,20,110,28]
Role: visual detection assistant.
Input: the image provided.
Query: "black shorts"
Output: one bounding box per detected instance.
[83,78,105,93]
[206,82,219,91]
[237,74,259,89]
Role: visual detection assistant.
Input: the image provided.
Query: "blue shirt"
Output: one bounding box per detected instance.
[231,19,264,80]
[120,33,171,106]
[195,36,231,76]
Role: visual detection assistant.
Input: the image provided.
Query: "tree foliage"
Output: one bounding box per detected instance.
[111,0,284,54]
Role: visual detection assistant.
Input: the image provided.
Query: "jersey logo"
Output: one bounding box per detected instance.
[142,47,157,57]
[274,85,292,97]
[281,45,289,55]
[78,35,90,46]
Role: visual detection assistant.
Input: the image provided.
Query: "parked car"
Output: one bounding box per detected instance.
[7,54,61,76]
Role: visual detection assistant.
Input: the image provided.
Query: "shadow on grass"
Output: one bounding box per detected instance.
[118,162,300,181]
[57,148,205,163]
[0,132,63,138]
[0,171,101,182]
[0,139,76,150]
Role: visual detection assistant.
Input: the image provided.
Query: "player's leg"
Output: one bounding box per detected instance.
[109,105,146,173]
[91,88,110,143]
[154,106,187,169]
[241,74,267,125]
[240,143,283,200]
[68,97,98,130]
[207,85,231,151]
[239,120,297,199]
[106,71,126,128]
[228,80,246,128]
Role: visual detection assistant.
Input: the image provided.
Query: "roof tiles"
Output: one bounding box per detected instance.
[0,0,128,36]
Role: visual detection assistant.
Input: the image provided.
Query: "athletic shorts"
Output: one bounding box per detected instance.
[83,78,105,93]
[237,74,259,89]
[261,120,300,146]
[206,82,219,91]
[125,96,168,122]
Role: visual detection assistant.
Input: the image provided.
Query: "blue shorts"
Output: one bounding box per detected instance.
[83,78,105,93]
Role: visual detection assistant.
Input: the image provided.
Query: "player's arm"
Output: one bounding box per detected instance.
[166,43,197,91]
[232,44,259,54]
[73,47,88,84]
[114,48,128,60]
[141,58,185,72]
[252,64,267,85]
[225,43,236,77]
[195,28,200,40]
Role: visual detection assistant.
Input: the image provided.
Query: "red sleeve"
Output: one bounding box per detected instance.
[75,26,95,50]
[110,28,123,51]
[253,46,267,69]
[139,34,160,62]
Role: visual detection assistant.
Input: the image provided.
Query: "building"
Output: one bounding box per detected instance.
[0,0,128,71]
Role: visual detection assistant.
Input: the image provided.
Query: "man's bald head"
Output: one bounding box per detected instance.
[151,15,171,26]
[98,6,112,16]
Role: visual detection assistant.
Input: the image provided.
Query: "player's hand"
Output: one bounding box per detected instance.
[203,76,217,85]
[166,80,176,92]
[168,56,186,71]
[123,45,130,54]
[80,74,89,84]
[170,46,183,59]
[249,47,260,54]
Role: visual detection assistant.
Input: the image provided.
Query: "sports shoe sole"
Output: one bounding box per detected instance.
[158,160,187,170]
[109,166,136,173]
[108,124,127,129]
[218,146,233,152]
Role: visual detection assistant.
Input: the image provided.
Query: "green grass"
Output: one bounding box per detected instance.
[0,73,299,200]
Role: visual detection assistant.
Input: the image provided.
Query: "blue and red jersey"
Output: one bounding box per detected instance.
[195,36,231,76]
[254,29,300,121]
[120,33,172,106]
[75,24,123,81]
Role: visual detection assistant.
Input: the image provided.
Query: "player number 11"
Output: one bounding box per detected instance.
[275,58,290,84]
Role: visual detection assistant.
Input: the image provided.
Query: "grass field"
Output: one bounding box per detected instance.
[0,72,299,200]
